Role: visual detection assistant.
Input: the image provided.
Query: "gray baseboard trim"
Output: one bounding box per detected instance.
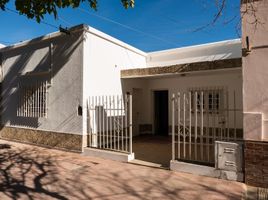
[170,160,244,182]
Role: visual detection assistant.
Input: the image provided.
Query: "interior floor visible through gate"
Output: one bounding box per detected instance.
[132,135,172,168]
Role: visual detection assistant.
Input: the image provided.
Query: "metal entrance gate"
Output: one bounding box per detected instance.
[171,89,242,165]
[87,94,132,154]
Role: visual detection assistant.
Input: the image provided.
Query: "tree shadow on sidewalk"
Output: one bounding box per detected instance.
[0,142,67,200]
[0,141,244,200]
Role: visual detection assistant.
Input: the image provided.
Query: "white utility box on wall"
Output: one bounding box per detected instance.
[215,141,244,181]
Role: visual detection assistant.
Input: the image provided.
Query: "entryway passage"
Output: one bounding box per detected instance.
[86,93,172,168]
[131,90,171,168]
[132,135,172,168]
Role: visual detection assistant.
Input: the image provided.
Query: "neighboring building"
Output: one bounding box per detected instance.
[242,0,268,188]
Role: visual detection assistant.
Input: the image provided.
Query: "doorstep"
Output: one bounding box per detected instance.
[83,147,135,162]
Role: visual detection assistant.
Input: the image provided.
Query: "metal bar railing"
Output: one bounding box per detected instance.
[172,90,243,165]
[172,94,175,161]
[129,94,133,154]
[87,94,132,154]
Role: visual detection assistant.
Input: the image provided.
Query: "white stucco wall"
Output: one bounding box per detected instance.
[0,29,84,135]
[82,26,147,135]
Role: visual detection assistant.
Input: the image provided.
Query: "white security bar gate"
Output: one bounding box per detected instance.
[171,89,243,165]
[87,94,132,154]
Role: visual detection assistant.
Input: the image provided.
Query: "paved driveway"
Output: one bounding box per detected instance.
[0,139,245,200]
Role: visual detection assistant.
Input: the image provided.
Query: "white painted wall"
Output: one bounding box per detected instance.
[82,26,147,135]
[147,39,241,67]
[122,69,243,135]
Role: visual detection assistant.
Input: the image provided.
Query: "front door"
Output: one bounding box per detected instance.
[154,90,169,136]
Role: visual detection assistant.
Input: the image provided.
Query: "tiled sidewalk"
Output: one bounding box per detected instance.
[0,139,245,200]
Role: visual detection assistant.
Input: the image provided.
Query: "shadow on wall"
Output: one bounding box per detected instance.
[0,29,84,130]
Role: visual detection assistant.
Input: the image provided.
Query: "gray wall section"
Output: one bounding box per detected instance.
[0,30,84,135]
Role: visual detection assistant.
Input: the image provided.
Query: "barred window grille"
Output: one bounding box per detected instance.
[190,88,224,113]
[17,80,48,118]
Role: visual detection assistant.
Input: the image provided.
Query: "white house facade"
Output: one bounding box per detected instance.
[0,24,243,181]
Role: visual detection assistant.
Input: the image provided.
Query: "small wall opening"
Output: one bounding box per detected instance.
[77,105,82,116]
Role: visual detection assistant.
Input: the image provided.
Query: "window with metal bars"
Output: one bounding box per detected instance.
[190,88,224,114]
[17,80,48,118]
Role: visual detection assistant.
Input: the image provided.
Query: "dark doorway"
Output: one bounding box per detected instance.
[154,90,169,136]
